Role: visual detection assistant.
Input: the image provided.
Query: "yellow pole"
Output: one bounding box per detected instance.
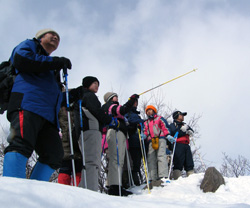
[139,68,198,96]
[138,128,151,194]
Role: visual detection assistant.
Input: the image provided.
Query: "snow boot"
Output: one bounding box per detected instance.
[187,170,194,177]
[173,169,182,180]
[30,161,55,181]
[3,152,28,178]
[58,173,71,185]
[108,185,133,196]
[143,179,163,190]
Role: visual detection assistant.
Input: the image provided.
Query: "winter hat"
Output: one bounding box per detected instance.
[172,111,187,120]
[104,92,118,103]
[35,28,60,40]
[82,76,100,88]
[145,105,157,114]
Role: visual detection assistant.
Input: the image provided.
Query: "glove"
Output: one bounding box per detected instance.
[68,86,83,103]
[140,133,147,140]
[75,86,83,99]
[129,94,140,100]
[167,135,175,144]
[187,129,194,136]
[53,57,72,70]
[125,94,140,108]
[109,117,120,130]
[180,124,189,132]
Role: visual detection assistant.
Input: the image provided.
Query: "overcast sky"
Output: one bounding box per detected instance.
[1,0,250,168]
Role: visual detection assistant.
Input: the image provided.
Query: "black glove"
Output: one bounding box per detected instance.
[52,57,72,70]
[129,94,140,100]
[69,86,83,103]
[125,93,139,108]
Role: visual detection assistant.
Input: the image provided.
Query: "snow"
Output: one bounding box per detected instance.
[1,174,250,208]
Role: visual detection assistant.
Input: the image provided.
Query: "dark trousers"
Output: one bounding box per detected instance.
[59,159,83,174]
[5,110,64,169]
[173,143,194,172]
[129,147,142,172]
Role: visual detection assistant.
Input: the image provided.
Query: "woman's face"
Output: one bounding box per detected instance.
[112,96,118,102]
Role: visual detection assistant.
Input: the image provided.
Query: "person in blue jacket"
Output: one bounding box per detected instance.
[124,99,144,186]
[3,29,79,181]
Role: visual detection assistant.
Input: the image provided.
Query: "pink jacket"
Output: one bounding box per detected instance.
[144,114,170,141]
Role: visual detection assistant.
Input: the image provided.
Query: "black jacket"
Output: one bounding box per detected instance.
[101,99,134,136]
[169,120,193,138]
[125,107,144,148]
[74,89,112,138]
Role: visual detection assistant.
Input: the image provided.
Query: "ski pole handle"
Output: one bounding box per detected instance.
[63,65,68,76]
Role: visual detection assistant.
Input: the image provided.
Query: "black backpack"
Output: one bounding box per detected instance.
[0,60,16,114]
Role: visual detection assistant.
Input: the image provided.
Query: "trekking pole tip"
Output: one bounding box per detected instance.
[193,68,198,72]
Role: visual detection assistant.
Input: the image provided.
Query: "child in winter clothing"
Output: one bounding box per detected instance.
[143,105,174,184]
[102,92,139,196]
[124,99,144,186]
[74,76,117,192]
[168,111,194,180]
[57,106,82,186]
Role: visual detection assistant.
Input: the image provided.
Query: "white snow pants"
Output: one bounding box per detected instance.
[106,129,126,186]
[147,138,168,181]
[78,130,102,191]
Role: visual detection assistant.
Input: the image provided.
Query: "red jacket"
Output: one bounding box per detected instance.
[176,135,190,144]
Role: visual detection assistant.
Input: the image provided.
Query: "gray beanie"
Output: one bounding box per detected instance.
[104,92,118,103]
[35,28,60,40]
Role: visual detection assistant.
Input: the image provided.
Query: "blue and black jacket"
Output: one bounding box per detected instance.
[125,107,144,148]
[8,38,63,128]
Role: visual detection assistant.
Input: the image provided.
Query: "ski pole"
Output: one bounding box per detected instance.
[167,131,179,181]
[125,141,135,188]
[63,67,77,187]
[115,131,121,196]
[140,126,149,182]
[138,128,150,194]
[139,69,197,96]
[79,100,87,188]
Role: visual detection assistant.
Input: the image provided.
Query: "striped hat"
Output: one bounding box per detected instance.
[104,92,118,103]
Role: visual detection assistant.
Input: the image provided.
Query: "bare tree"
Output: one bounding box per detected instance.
[220,152,250,178]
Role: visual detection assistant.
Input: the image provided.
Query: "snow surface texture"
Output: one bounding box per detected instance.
[0,173,250,208]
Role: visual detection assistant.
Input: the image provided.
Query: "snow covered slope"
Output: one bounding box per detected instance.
[0,173,250,208]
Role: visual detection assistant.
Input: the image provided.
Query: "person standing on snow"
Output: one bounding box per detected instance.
[58,104,82,186]
[3,29,81,181]
[124,99,144,186]
[169,111,194,180]
[143,105,175,187]
[102,92,139,196]
[74,77,118,192]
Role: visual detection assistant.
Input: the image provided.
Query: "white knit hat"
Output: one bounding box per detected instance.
[35,28,60,40]
[104,92,118,103]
